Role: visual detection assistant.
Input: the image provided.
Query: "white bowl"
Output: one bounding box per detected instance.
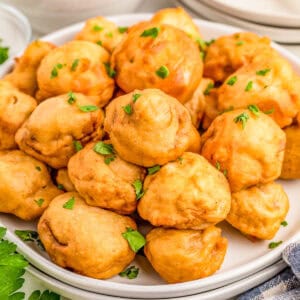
[1,0,143,34]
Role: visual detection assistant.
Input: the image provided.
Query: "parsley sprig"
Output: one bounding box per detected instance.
[234,112,249,129]
[122,227,146,252]
[93,141,116,165]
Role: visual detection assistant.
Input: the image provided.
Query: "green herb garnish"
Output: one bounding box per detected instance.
[118,27,128,34]
[63,196,75,210]
[264,108,274,115]
[78,105,99,112]
[35,166,41,171]
[147,165,160,175]
[227,76,237,86]
[281,220,288,227]
[96,40,103,46]
[57,184,65,191]
[15,230,45,251]
[93,25,103,32]
[245,81,253,92]
[256,68,271,76]
[204,82,214,95]
[34,198,44,207]
[67,91,76,104]
[236,41,244,46]
[234,112,249,129]
[73,140,83,152]
[132,179,144,200]
[123,104,133,115]
[105,32,113,38]
[50,63,64,79]
[248,104,260,116]
[268,241,282,249]
[29,290,60,300]
[156,65,169,79]
[104,62,116,78]
[122,227,146,252]
[71,59,79,71]
[215,161,221,171]
[94,142,115,155]
[119,266,139,279]
[132,93,141,103]
[140,27,160,38]
[0,46,9,64]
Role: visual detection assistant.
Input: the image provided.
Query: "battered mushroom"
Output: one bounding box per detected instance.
[0,80,37,150]
[15,93,104,169]
[56,168,75,192]
[201,109,286,192]
[144,226,227,283]
[151,7,202,41]
[215,50,300,128]
[138,152,231,229]
[111,21,203,103]
[36,40,114,107]
[280,125,300,179]
[104,89,195,167]
[204,32,271,83]
[4,40,55,96]
[0,150,62,220]
[75,16,126,53]
[38,192,136,279]
[68,141,145,214]
[227,182,289,240]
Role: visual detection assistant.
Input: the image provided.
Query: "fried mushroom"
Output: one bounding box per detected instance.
[227,182,289,240]
[38,192,136,279]
[144,226,227,283]
[15,93,104,169]
[111,22,203,103]
[0,150,62,220]
[201,109,286,192]
[137,152,231,229]
[104,89,195,167]
[68,141,145,214]
[36,40,114,106]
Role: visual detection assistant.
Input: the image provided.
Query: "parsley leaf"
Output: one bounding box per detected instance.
[63,196,75,210]
[104,156,115,165]
[122,227,146,252]
[156,65,169,79]
[103,62,116,78]
[50,63,64,79]
[248,104,260,116]
[236,41,244,46]
[73,140,83,152]
[234,112,249,129]
[0,46,9,64]
[0,227,6,239]
[204,82,214,95]
[96,40,102,46]
[281,220,288,227]
[132,93,141,103]
[245,81,253,92]
[118,27,128,34]
[123,104,133,115]
[34,198,44,207]
[105,32,113,38]
[57,184,65,191]
[35,166,41,171]
[147,165,160,175]
[71,59,79,71]
[132,179,144,200]
[67,91,76,104]
[93,142,115,155]
[29,290,60,300]
[268,241,282,249]
[215,161,221,171]
[78,105,99,112]
[93,25,103,32]
[264,108,274,115]
[119,266,139,279]
[256,68,271,76]
[227,76,237,86]
[15,230,38,242]
[140,27,160,38]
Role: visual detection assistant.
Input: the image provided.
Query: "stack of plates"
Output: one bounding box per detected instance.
[175,0,300,43]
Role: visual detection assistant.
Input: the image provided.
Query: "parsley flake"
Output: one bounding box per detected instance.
[215,161,221,171]
[123,104,133,115]
[104,62,116,78]
[156,65,169,79]
[132,179,144,200]
[140,27,160,38]
[256,68,271,76]
[71,59,79,71]
[93,25,103,32]
[204,82,214,95]
[248,104,260,116]
[119,266,139,279]
[67,91,76,104]
[78,105,99,112]
[94,142,115,155]
[15,229,44,251]
[35,166,41,171]
[50,63,64,79]
[236,41,244,46]
[147,165,160,175]
[223,169,228,177]
[177,157,183,164]
[63,196,75,210]
[57,184,65,191]
[227,76,237,86]
[96,40,102,46]
[264,108,274,115]
[73,140,83,152]
[132,93,141,102]
[281,220,288,227]
[234,112,249,129]
[118,27,128,34]
[268,241,282,249]
[104,156,115,165]
[122,227,146,252]
[34,198,44,207]
[245,81,253,92]
[0,46,9,64]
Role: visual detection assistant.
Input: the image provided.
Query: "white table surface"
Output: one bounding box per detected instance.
[18,0,300,298]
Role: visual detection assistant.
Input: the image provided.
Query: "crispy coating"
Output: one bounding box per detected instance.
[0,81,37,150]
[281,125,300,179]
[184,78,213,128]
[104,89,194,167]
[56,168,75,192]
[144,226,227,283]
[201,109,286,192]
[187,126,201,153]
[204,32,271,82]
[227,182,289,240]
[138,152,231,229]
[151,7,202,41]
[215,50,300,128]
[75,16,126,53]
[15,93,104,169]
[38,192,136,279]
[111,22,203,103]
[0,150,62,220]
[36,40,114,107]
[68,141,145,214]
[4,40,56,96]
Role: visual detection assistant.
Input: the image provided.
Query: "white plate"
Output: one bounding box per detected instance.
[0,13,300,299]
[24,260,287,300]
[179,0,300,43]
[198,0,300,28]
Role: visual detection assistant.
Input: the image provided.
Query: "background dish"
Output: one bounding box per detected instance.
[0,13,299,300]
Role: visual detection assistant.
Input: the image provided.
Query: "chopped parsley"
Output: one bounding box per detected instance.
[50,63,64,79]
[122,227,146,252]
[256,68,271,76]
[140,27,160,38]
[248,104,260,116]
[227,76,237,86]
[93,25,103,32]
[15,229,45,251]
[177,157,183,164]
[78,105,99,112]
[223,169,228,177]
[156,65,169,79]
[35,166,41,171]
[67,91,76,104]
[71,59,79,71]
[105,32,113,38]
[118,27,128,34]
[34,198,44,207]
[0,45,9,64]
[63,196,75,210]
[281,220,288,227]
[132,179,144,200]
[104,62,116,78]
[264,108,274,115]
[119,266,139,279]
[236,41,244,46]
[268,241,282,249]
[234,112,249,129]
[104,156,115,165]
[57,184,65,191]
[132,93,141,102]
[204,82,214,95]
[215,161,221,171]
[96,40,103,46]
[73,140,83,152]
[245,81,253,92]
[147,165,160,175]
[93,141,116,164]
[123,104,133,115]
